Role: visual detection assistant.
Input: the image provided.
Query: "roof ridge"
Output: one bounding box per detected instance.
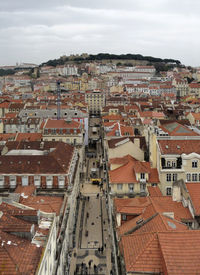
[109,159,133,172]
[158,213,187,230]
[133,232,157,265]
[148,197,157,214]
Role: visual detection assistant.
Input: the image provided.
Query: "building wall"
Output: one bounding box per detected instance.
[37,214,57,275]
[110,182,154,195]
[42,134,83,145]
[108,141,144,161]
[85,91,106,113]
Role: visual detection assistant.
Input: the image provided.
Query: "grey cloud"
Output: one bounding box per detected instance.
[0,0,200,65]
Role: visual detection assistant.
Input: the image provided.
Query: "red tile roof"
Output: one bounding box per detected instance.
[109,156,160,184]
[19,195,63,215]
[15,133,42,142]
[159,122,199,136]
[158,231,200,274]
[106,122,134,137]
[0,142,74,175]
[121,232,163,273]
[44,118,81,129]
[118,206,188,237]
[121,230,200,274]
[107,136,146,150]
[0,133,16,141]
[158,139,200,155]
[0,229,42,275]
[147,186,163,197]
[102,114,123,121]
[186,183,200,215]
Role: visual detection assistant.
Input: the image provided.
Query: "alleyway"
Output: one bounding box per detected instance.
[69,117,114,275]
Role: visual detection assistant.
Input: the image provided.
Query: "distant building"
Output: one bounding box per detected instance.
[85,90,105,115]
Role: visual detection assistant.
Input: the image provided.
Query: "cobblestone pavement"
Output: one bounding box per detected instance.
[69,119,113,274]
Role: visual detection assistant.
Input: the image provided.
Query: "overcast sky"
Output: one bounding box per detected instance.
[0,0,199,66]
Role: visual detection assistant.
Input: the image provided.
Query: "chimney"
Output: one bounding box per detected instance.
[172,184,181,202]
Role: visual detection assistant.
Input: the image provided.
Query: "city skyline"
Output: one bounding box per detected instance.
[1,0,200,66]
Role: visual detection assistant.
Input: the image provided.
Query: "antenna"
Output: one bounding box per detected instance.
[57,80,61,120]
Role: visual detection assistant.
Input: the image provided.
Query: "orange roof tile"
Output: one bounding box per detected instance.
[147,186,163,197]
[159,122,199,136]
[15,133,42,142]
[158,139,200,154]
[150,197,192,222]
[45,118,81,129]
[109,157,160,184]
[121,232,163,273]
[158,231,200,274]
[186,183,200,215]
[19,196,63,215]
[0,230,42,275]
[114,197,150,212]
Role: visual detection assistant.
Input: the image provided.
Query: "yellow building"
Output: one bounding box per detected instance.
[157,139,200,195]
[42,118,84,145]
[85,90,105,114]
[108,155,160,197]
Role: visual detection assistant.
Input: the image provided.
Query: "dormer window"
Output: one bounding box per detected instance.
[192,160,198,168]
[51,129,56,135]
[22,175,28,186]
[58,176,65,188]
[0,176,4,188]
[46,176,53,188]
[34,175,41,187]
[10,176,16,187]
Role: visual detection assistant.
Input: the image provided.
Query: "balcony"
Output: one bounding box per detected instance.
[162,166,182,170]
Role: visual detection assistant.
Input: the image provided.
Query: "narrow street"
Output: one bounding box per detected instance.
[69,117,114,275]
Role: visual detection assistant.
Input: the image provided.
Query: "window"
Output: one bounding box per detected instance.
[192,160,198,168]
[166,173,171,182]
[141,173,145,179]
[51,129,56,135]
[172,161,176,167]
[22,176,28,186]
[34,176,41,187]
[167,161,171,167]
[172,173,177,182]
[186,222,193,228]
[166,187,172,196]
[187,173,191,182]
[140,183,146,192]
[58,176,65,188]
[192,173,198,182]
[128,184,134,193]
[10,176,16,187]
[122,214,127,221]
[0,176,4,187]
[117,184,123,190]
[46,176,53,188]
